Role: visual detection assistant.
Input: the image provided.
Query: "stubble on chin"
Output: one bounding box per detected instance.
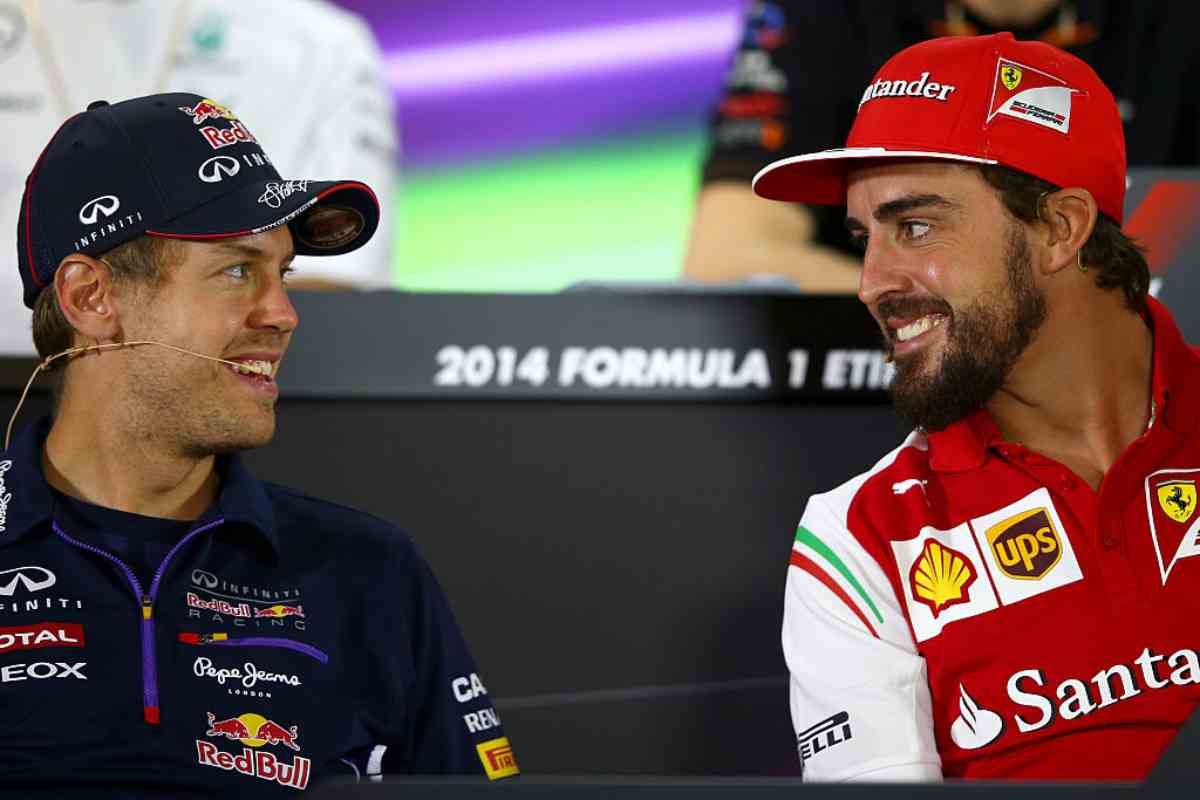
[888,222,1047,432]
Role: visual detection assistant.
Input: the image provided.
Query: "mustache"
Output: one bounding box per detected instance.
[876,295,953,321]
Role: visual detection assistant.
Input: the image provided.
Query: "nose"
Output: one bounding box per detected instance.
[252,275,300,334]
[856,234,912,309]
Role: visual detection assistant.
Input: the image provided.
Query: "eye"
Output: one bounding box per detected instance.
[901,220,931,241]
[848,233,868,253]
[280,264,296,283]
[223,263,248,279]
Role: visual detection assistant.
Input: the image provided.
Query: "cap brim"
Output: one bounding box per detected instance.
[752,147,999,205]
[148,179,380,256]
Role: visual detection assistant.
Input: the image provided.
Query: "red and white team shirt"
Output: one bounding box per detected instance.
[784,297,1200,781]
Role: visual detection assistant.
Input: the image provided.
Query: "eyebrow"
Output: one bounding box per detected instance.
[212,241,296,263]
[845,193,961,233]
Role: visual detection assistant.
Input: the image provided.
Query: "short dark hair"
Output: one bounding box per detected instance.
[977,164,1149,311]
[31,235,179,369]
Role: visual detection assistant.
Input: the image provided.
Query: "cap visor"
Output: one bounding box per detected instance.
[752,147,998,204]
[149,179,380,256]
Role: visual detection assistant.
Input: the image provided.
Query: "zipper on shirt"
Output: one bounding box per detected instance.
[178,631,329,664]
[53,517,226,725]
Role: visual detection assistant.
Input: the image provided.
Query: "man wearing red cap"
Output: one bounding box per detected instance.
[762,33,1200,780]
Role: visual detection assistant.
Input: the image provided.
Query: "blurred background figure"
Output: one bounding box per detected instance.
[0,0,396,355]
[683,1,1200,290]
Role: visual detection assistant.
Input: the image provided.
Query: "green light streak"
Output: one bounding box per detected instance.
[394,128,705,292]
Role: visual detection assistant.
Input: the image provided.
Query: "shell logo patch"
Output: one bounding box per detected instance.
[909,540,976,617]
[987,57,1080,133]
[892,523,999,643]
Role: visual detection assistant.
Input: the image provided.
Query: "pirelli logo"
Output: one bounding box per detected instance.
[796,710,852,764]
[476,736,519,780]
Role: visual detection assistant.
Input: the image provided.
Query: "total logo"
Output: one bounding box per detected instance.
[197,711,310,789]
[951,644,1200,750]
[0,622,83,654]
[891,489,1083,642]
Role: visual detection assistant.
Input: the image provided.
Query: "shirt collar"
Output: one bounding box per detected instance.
[0,416,279,555]
[927,297,1198,471]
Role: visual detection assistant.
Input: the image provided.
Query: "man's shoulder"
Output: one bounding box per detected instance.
[807,429,933,526]
[261,481,417,558]
[210,0,374,44]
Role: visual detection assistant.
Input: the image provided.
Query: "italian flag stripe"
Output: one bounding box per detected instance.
[789,550,880,638]
[794,526,884,625]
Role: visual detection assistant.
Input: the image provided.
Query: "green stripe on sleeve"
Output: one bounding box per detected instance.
[794,526,884,625]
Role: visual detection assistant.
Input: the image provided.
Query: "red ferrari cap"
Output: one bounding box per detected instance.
[752,33,1127,223]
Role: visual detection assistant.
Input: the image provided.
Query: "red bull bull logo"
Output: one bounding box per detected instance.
[178,98,237,126]
[254,604,304,619]
[199,711,309,788]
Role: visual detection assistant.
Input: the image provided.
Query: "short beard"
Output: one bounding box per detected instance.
[888,221,1047,432]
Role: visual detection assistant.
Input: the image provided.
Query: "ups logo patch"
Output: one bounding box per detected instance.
[986,508,1062,580]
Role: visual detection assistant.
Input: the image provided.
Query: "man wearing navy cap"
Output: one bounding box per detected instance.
[0,94,515,792]
[762,34,1200,780]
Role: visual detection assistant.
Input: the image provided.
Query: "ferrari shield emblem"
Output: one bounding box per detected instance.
[1158,481,1197,524]
[1000,65,1022,91]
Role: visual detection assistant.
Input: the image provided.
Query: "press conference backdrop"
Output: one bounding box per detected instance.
[0,169,1196,775]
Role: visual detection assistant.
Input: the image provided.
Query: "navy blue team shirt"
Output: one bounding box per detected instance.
[0,417,515,794]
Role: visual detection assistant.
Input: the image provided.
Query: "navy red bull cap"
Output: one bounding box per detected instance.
[752,33,1126,224]
[17,92,381,308]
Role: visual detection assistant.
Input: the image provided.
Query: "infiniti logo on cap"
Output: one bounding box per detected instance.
[78,195,120,225]
[198,155,240,184]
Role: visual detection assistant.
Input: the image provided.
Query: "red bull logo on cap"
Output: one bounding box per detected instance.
[198,711,309,789]
[178,97,237,126]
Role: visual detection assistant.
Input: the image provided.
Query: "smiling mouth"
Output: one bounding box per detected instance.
[894,314,948,343]
[226,359,276,380]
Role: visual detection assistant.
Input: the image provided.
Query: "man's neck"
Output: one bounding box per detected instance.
[42,407,219,521]
[984,296,1154,489]
[961,0,1063,28]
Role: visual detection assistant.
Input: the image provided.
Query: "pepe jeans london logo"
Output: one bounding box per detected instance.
[0,460,11,533]
[78,195,120,225]
[193,656,302,697]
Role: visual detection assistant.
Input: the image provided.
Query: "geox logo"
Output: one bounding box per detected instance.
[859,71,956,109]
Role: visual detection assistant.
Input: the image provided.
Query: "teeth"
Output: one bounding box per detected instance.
[896,315,945,343]
[230,360,274,378]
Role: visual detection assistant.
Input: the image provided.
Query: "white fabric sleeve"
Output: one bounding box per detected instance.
[783,493,942,782]
[289,12,397,288]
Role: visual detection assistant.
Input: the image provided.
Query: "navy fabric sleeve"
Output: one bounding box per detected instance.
[700,1,860,185]
[395,554,515,778]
